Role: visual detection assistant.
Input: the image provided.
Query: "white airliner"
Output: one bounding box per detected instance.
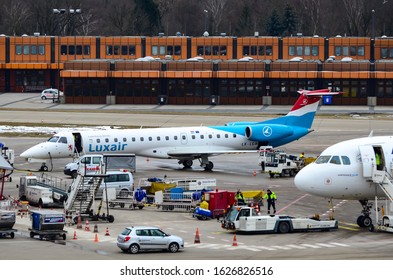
[20,89,339,172]
[295,135,393,228]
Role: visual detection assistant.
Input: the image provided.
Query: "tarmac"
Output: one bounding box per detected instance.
[1,92,393,116]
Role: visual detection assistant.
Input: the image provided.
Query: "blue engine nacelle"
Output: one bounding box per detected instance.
[245,124,294,142]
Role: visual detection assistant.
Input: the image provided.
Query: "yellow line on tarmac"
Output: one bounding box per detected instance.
[338,225,360,231]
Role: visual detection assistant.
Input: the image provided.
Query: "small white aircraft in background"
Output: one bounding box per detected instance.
[295,135,393,228]
[21,89,339,172]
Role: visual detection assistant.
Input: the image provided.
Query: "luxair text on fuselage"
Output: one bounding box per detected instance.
[88,142,128,152]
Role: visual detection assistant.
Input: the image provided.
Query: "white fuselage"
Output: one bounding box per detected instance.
[294,136,393,200]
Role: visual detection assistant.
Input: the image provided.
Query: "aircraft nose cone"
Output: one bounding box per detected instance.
[294,166,312,192]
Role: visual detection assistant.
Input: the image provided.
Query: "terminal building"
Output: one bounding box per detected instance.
[1,34,393,106]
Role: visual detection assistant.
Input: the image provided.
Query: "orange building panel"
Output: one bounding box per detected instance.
[111,71,160,78]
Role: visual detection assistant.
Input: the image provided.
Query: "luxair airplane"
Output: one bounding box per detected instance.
[21,89,339,172]
[295,135,393,228]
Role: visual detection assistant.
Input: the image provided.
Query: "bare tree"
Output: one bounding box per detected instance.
[204,0,229,35]
[342,0,366,36]
[78,10,98,35]
[155,0,177,34]
[105,0,133,35]
[3,0,31,35]
[299,0,321,35]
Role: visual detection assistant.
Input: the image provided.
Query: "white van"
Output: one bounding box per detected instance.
[96,171,134,199]
[64,155,103,178]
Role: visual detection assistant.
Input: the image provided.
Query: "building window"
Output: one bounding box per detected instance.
[129,45,136,55]
[23,45,29,55]
[106,45,113,55]
[16,45,22,55]
[31,46,37,55]
[60,45,67,55]
[84,45,90,55]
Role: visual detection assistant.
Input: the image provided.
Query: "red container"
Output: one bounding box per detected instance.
[207,190,236,211]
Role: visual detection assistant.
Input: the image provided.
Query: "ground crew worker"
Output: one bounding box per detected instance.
[235,190,245,205]
[263,189,277,214]
[299,152,305,159]
[375,152,382,170]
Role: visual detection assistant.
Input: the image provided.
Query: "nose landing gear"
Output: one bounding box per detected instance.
[357,200,373,228]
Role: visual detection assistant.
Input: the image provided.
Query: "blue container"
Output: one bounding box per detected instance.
[194,207,211,218]
[134,188,146,202]
[31,210,65,231]
[323,95,332,105]
[170,187,184,200]
[192,192,202,201]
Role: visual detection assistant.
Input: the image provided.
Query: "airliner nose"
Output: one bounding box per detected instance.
[294,166,313,193]
[20,145,45,159]
[20,148,33,158]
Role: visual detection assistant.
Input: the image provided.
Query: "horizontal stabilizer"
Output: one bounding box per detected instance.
[297,89,341,96]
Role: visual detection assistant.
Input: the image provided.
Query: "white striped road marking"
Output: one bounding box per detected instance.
[206,236,216,239]
[329,242,350,247]
[243,247,262,252]
[287,244,306,249]
[255,246,277,251]
[315,243,335,248]
[271,245,292,250]
[300,244,321,249]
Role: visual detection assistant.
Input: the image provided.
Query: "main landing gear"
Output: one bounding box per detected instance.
[357,200,373,228]
[178,156,214,171]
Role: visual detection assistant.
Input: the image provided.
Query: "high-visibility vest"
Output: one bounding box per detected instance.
[263,192,277,200]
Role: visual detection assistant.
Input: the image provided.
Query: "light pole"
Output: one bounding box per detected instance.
[203,10,208,32]
[53,8,82,102]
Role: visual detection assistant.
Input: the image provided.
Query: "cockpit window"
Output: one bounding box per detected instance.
[341,156,351,165]
[47,136,59,143]
[329,156,341,165]
[315,155,331,164]
[59,137,67,144]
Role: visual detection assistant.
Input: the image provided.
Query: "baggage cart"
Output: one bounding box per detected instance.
[28,209,67,240]
[0,228,17,238]
[0,209,17,238]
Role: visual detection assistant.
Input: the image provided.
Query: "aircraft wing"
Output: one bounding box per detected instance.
[167,147,258,159]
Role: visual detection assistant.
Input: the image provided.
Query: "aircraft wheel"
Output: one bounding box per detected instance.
[183,160,193,168]
[204,161,214,171]
[362,216,372,228]
[357,215,365,227]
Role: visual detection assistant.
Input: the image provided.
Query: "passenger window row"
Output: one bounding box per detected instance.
[94,133,237,143]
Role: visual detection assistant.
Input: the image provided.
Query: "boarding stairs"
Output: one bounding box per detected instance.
[374,169,393,202]
[64,164,105,215]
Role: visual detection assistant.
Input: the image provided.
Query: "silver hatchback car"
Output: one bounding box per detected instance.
[117,226,184,254]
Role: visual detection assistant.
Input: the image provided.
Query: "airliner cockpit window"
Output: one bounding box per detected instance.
[329,156,341,165]
[341,156,351,165]
[48,136,59,143]
[315,155,331,164]
[58,137,67,144]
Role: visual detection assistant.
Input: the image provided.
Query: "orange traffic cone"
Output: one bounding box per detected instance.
[105,227,110,236]
[232,234,238,246]
[73,231,77,240]
[253,170,257,176]
[94,233,99,243]
[194,228,200,244]
[85,220,90,231]
[76,214,82,229]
